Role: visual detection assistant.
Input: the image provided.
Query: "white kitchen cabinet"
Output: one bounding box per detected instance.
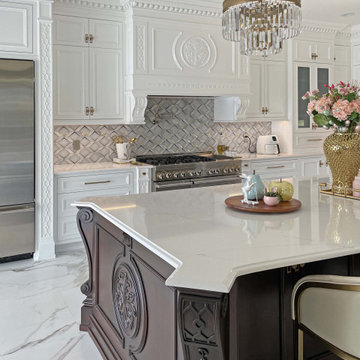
[299,155,328,177]
[55,169,136,247]
[54,15,122,49]
[334,45,351,83]
[53,15,88,47]
[247,59,287,120]
[53,15,124,123]
[54,46,89,120]
[293,39,333,64]
[247,61,264,118]
[0,2,33,53]
[242,155,329,180]
[89,48,123,120]
[295,62,333,131]
[265,61,287,119]
[242,158,297,180]
[89,19,122,49]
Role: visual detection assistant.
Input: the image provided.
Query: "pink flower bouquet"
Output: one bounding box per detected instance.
[302,82,360,133]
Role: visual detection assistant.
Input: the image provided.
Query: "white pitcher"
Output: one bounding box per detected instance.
[116,143,129,160]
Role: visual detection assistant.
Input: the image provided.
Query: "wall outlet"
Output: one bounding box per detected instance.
[73,140,80,151]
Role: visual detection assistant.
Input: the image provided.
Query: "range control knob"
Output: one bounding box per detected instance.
[235,167,241,172]
[157,172,165,180]
[208,169,215,175]
[180,172,186,178]
[173,172,180,178]
[229,168,234,173]
[165,172,172,179]
[223,168,228,174]
[196,170,202,176]
[188,171,195,177]
[214,168,220,174]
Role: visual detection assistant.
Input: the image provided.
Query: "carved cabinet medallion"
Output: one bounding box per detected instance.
[181,37,211,68]
[112,257,148,355]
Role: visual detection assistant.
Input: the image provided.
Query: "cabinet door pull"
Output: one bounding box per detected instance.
[85,107,90,116]
[84,180,111,185]
[90,107,95,116]
[311,53,318,60]
[85,34,89,43]
[89,34,94,43]
[307,138,322,142]
[266,165,285,169]
[319,160,324,167]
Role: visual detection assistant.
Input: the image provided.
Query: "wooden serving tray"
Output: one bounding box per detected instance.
[225,196,302,214]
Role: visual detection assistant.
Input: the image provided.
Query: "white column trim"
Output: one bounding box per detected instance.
[34,0,55,261]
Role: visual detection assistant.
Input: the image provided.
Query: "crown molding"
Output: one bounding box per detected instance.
[301,20,351,38]
[54,0,222,17]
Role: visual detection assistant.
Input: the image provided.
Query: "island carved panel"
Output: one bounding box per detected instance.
[77,206,360,360]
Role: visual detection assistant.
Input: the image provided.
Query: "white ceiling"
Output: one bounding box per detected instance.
[302,0,360,26]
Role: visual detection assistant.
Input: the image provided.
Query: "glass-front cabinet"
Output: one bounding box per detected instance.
[295,63,332,131]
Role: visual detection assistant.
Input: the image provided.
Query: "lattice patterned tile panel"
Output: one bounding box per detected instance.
[54,97,272,165]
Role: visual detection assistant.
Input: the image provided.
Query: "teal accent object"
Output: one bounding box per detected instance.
[245,174,265,201]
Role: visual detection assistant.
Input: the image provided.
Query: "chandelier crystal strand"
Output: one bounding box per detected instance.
[223,0,302,56]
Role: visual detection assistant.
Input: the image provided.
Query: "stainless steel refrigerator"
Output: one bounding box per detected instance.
[0,59,35,262]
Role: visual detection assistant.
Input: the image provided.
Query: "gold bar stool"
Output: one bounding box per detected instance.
[292,275,360,360]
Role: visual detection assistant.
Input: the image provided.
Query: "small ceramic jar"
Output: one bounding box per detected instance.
[263,196,280,207]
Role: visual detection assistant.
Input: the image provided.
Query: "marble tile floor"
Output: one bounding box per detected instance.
[0,251,102,360]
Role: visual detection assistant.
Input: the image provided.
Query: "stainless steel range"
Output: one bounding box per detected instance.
[136,152,242,192]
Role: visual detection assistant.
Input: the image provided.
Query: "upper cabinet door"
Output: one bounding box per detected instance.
[54,46,89,120]
[334,46,350,66]
[296,64,311,130]
[314,42,334,64]
[293,39,333,64]
[293,40,312,62]
[89,48,123,120]
[247,60,264,119]
[53,15,89,47]
[0,2,32,53]
[265,61,287,119]
[89,20,122,49]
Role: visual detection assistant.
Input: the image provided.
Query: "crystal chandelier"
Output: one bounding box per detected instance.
[222,0,302,56]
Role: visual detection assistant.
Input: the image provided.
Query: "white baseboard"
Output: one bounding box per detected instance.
[55,240,85,255]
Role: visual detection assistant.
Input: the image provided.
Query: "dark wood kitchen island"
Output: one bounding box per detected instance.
[75,179,360,360]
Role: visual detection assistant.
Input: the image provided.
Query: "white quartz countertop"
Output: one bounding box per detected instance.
[54,162,153,175]
[73,178,360,293]
[234,152,323,161]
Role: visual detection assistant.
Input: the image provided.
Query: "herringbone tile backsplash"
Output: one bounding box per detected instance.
[54,97,272,165]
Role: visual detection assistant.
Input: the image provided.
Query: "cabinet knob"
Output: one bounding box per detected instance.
[89,34,94,43]
[85,106,90,116]
[90,106,95,116]
[85,34,89,44]
[319,160,324,167]
[312,123,318,130]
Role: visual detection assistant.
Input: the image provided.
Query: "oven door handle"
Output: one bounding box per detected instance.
[154,180,193,190]
[192,175,242,187]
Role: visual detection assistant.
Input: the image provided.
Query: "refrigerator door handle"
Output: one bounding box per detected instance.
[0,203,35,213]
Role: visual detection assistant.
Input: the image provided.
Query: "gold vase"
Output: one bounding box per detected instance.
[323,133,360,194]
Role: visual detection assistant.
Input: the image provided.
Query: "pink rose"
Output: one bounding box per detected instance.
[332,99,353,121]
[307,100,317,115]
